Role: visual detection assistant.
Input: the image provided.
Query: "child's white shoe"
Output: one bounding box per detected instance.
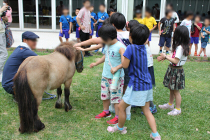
[158,103,174,110]
[167,109,181,116]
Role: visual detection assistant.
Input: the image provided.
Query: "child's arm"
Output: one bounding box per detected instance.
[73,37,103,47]
[201,32,205,38]
[69,22,72,34]
[60,22,63,33]
[110,47,125,74]
[76,44,103,51]
[158,53,180,64]
[194,23,202,30]
[150,24,157,32]
[173,23,176,32]
[204,27,210,34]
[90,55,105,68]
[158,22,162,35]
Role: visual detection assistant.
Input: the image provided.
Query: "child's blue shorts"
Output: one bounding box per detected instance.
[96,25,103,37]
[149,32,152,41]
[201,42,208,49]
[123,86,153,107]
[76,27,80,38]
[159,36,171,48]
[59,29,70,39]
[191,37,199,44]
[90,28,94,36]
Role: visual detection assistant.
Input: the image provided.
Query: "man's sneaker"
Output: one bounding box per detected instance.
[150,133,161,140]
[95,111,111,119]
[126,114,131,120]
[141,105,157,115]
[107,125,127,134]
[107,117,118,124]
[167,109,181,116]
[158,103,174,110]
[109,105,115,113]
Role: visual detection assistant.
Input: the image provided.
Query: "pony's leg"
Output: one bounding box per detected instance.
[64,79,73,112]
[55,87,62,108]
[34,96,45,132]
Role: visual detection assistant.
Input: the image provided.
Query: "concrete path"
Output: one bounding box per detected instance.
[11,30,210,56]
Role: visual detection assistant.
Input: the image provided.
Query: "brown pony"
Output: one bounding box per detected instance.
[14,41,84,133]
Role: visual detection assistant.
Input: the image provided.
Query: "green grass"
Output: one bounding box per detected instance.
[0,51,210,140]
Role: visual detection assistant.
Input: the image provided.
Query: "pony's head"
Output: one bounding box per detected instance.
[55,41,84,73]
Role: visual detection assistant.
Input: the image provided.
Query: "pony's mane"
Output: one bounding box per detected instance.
[55,41,76,61]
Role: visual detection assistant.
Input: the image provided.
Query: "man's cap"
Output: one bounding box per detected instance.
[22,31,39,40]
[135,9,142,14]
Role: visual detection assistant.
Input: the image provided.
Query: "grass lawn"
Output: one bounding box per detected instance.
[0,51,210,140]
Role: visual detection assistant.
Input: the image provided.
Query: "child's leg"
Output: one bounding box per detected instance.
[169,89,175,105]
[89,35,92,39]
[189,43,193,54]
[174,90,181,109]
[66,38,69,42]
[77,38,80,43]
[103,99,110,110]
[142,102,157,133]
[194,44,198,53]
[204,48,206,56]
[118,100,130,128]
[59,36,63,43]
[198,48,203,55]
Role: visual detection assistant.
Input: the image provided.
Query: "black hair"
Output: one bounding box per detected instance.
[107,8,114,15]
[172,26,189,56]
[110,12,126,30]
[63,6,69,10]
[3,0,9,5]
[76,8,80,11]
[165,9,173,16]
[194,14,201,20]
[167,3,173,10]
[204,17,210,22]
[99,3,106,7]
[83,0,90,3]
[128,20,139,29]
[103,18,110,25]
[146,7,152,14]
[130,24,150,45]
[98,24,117,41]
[186,11,194,18]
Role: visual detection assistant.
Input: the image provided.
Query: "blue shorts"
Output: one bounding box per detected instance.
[149,32,152,41]
[59,29,70,39]
[159,36,172,48]
[96,25,103,37]
[191,37,199,44]
[90,29,94,36]
[201,42,208,49]
[123,86,153,107]
[76,27,80,38]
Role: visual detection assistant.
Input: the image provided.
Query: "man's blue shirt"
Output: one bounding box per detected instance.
[2,44,37,88]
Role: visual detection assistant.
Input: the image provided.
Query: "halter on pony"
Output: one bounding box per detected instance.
[75,51,84,69]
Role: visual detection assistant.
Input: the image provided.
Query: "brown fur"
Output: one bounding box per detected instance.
[14,41,83,133]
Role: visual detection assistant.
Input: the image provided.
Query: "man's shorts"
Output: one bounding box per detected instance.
[191,37,199,44]
[59,29,70,39]
[201,42,208,49]
[159,36,172,48]
[101,77,124,104]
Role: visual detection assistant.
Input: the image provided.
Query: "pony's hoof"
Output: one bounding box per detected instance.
[34,122,45,133]
[55,102,62,109]
[65,103,72,112]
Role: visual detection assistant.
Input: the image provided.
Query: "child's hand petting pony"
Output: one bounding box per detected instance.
[157,53,166,62]
[76,47,85,51]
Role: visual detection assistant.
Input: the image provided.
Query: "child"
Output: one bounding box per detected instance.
[107,24,161,140]
[190,15,202,56]
[158,26,189,116]
[72,8,80,42]
[126,20,139,31]
[158,10,175,55]
[143,8,157,46]
[90,24,126,125]
[197,18,210,57]
[180,11,194,39]
[96,4,109,37]
[59,7,72,43]
[90,5,97,39]
[134,9,144,24]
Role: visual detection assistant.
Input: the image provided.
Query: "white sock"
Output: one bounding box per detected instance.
[126,105,131,115]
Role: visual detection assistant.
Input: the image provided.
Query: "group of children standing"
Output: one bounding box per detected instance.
[58,4,109,44]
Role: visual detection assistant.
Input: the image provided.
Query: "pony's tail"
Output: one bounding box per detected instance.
[14,69,37,133]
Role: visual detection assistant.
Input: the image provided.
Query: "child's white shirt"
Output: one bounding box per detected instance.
[180,19,192,38]
[145,44,153,67]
